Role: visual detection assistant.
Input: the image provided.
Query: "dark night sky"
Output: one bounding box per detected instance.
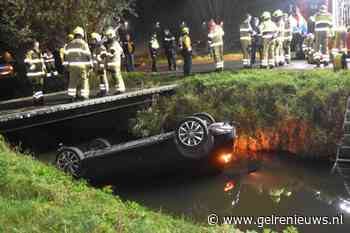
[129,0,298,51]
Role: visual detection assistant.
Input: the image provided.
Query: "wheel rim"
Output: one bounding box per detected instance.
[178,120,205,147]
[56,150,81,177]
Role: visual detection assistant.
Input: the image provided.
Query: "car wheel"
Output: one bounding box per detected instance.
[88,138,111,151]
[193,112,216,125]
[175,116,213,159]
[56,147,84,178]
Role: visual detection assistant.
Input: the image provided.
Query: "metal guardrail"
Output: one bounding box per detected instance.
[0,84,178,124]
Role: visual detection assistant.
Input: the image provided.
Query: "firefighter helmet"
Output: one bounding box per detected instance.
[261,11,271,20]
[105,27,116,39]
[73,26,84,37]
[273,9,283,17]
[90,32,101,42]
[320,5,327,12]
[182,27,189,34]
[67,34,74,42]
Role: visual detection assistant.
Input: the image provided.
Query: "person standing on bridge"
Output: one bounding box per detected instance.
[259,11,278,69]
[313,5,333,67]
[105,27,126,94]
[90,32,109,97]
[64,26,93,101]
[24,40,47,105]
[208,19,225,71]
[180,27,192,76]
[239,14,253,68]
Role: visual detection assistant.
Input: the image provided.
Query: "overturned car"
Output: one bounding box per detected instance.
[55,113,237,184]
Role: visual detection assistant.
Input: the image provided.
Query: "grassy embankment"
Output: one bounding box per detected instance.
[130,69,350,159]
[0,136,301,233]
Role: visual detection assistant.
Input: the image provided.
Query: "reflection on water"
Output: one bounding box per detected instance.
[116,154,350,233]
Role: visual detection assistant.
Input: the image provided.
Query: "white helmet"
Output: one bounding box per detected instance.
[105,27,116,39]
[73,26,84,37]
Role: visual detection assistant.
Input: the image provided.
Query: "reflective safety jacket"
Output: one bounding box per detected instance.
[105,40,123,68]
[208,25,224,47]
[63,38,92,68]
[315,12,332,32]
[259,20,278,39]
[182,34,192,53]
[91,43,107,71]
[24,49,46,78]
[43,51,55,67]
[239,20,252,41]
[163,34,177,52]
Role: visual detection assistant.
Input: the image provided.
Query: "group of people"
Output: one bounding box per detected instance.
[24,26,132,104]
[148,19,225,75]
[239,10,293,69]
[148,23,194,75]
[239,4,349,70]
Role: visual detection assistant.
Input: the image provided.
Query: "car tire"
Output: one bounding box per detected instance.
[175,116,213,159]
[56,147,84,178]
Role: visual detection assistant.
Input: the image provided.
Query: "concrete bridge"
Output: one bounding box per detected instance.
[0,84,177,133]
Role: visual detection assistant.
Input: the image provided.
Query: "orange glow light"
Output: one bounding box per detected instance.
[219,153,233,164]
[224,181,235,192]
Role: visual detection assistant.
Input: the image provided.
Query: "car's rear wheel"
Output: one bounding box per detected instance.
[56,147,84,178]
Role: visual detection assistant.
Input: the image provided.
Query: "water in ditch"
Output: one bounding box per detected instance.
[113,154,350,233]
[36,139,350,233]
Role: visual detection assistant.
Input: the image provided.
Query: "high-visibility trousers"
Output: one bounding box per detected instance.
[107,61,125,93]
[94,68,109,94]
[212,45,224,69]
[240,39,251,66]
[68,66,89,99]
[314,31,330,63]
[275,38,284,65]
[29,74,45,100]
[262,37,275,67]
[283,40,292,63]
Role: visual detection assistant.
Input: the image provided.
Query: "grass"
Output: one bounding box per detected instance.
[129,69,350,158]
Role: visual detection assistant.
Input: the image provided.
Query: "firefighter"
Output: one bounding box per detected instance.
[43,48,58,78]
[90,32,109,97]
[149,33,160,72]
[313,5,332,67]
[259,11,278,68]
[181,27,192,76]
[64,26,92,101]
[239,14,253,68]
[163,29,177,71]
[24,40,47,105]
[208,19,225,71]
[283,13,293,64]
[273,9,285,66]
[122,33,135,72]
[105,27,126,94]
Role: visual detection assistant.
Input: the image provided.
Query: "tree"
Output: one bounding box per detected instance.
[0,0,135,52]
